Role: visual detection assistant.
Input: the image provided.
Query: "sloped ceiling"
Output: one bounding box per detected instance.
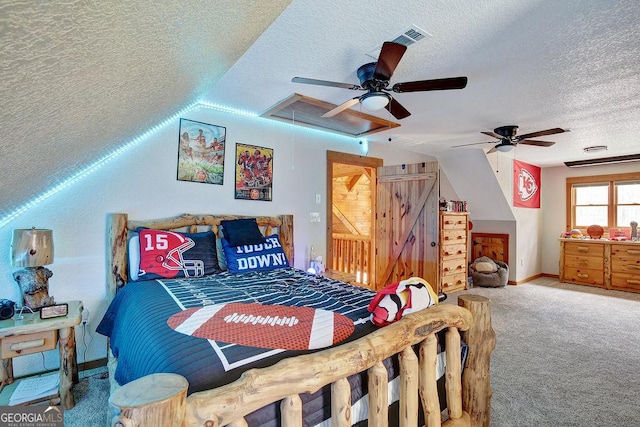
[0,0,291,219]
[206,0,639,168]
[1,0,639,223]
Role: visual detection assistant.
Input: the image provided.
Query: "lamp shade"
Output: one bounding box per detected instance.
[11,228,54,267]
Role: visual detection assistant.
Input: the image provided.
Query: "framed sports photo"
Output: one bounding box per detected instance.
[177,118,226,184]
[234,143,273,201]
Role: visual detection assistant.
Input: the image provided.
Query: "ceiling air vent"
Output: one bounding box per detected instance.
[366,25,431,59]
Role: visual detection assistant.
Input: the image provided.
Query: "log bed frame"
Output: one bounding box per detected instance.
[106,213,495,427]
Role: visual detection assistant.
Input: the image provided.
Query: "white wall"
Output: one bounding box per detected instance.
[541,161,640,275]
[0,104,432,376]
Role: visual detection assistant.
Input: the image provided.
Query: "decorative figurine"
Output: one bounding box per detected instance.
[631,221,638,241]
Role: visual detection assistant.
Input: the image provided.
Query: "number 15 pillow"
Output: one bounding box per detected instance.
[136,229,221,281]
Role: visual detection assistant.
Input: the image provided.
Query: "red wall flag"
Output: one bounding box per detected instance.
[513,159,541,208]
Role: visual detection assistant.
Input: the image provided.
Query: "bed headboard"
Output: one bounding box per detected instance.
[106,213,294,299]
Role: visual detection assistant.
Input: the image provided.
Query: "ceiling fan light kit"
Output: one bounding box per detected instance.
[360,92,390,110]
[496,144,514,152]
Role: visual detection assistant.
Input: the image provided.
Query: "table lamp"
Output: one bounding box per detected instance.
[10,228,56,310]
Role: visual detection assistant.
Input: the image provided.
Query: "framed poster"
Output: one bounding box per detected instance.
[234,143,273,201]
[177,118,226,184]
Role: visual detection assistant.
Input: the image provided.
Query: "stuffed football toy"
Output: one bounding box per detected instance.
[367,277,440,327]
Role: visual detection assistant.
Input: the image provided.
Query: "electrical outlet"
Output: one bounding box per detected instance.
[82,309,90,325]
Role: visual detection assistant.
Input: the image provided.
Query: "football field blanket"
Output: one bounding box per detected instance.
[97,268,465,426]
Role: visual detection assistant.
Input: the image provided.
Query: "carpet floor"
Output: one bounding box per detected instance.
[63,277,640,426]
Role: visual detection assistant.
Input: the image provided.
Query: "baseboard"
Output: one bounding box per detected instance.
[508,272,559,286]
[79,357,108,372]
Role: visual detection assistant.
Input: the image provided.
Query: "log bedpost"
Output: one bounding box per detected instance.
[458,294,495,427]
[58,326,78,409]
[280,214,294,267]
[107,213,128,299]
[109,373,188,427]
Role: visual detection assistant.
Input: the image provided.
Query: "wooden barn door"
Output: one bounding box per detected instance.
[375,162,439,291]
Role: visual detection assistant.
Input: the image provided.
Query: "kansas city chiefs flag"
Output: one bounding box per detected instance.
[513,159,541,208]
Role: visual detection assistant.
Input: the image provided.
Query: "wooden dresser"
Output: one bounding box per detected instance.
[559,239,640,293]
[439,212,469,293]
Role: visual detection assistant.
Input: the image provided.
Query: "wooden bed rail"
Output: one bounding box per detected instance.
[110,295,494,427]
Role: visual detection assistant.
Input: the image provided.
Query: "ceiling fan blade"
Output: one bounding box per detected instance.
[291,77,361,90]
[481,131,502,139]
[451,141,495,148]
[391,76,468,93]
[517,127,567,140]
[322,97,361,118]
[373,42,407,81]
[518,139,556,147]
[385,97,411,120]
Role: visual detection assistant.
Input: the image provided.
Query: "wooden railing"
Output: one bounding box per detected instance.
[332,234,371,286]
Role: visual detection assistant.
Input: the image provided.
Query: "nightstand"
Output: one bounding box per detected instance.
[0,300,83,409]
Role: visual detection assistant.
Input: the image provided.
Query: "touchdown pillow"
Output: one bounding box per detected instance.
[136,229,221,280]
[221,234,289,274]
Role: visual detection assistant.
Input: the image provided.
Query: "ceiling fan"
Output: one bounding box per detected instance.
[452,125,568,153]
[291,41,468,120]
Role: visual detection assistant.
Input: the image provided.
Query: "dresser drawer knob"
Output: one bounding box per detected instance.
[577,273,589,279]
[626,249,640,256]
[577,247,589,252]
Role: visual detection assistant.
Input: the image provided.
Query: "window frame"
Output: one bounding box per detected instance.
[566,171,640,235]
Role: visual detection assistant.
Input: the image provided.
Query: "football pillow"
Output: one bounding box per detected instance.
[136,229,221,281]
[221,234,289,274]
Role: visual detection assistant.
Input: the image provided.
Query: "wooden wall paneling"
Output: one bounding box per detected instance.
[470,233,509,265]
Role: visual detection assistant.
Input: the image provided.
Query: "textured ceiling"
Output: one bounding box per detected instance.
[206,0,640,167]
[0,0,291,217]
[1,0,639,222]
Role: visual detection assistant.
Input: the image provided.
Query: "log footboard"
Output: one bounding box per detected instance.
[109,296,493,427]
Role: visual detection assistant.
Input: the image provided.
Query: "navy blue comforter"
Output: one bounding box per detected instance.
[97,268,384,425]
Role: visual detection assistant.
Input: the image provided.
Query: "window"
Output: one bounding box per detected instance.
[566,172,640,234]
[616,180,640,227]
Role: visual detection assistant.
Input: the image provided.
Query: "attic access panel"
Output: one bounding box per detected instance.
[261,93,400,138]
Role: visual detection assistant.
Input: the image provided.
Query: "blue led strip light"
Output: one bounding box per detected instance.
[0,100,367,228]
[0,102,200,228]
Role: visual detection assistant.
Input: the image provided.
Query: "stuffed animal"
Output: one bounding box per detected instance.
[367,277,439,327]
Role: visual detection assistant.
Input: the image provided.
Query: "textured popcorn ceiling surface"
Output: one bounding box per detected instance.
[206,0,640,165]
[0,0,290,213]
[1,0,639,218]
